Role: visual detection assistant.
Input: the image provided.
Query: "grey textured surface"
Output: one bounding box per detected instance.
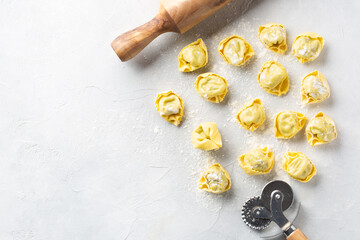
[1,0,360,239]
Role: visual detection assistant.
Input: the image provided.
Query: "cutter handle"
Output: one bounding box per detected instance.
[286,228,309,240]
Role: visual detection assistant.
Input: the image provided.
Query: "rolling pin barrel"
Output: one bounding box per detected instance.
[111,0,233,61]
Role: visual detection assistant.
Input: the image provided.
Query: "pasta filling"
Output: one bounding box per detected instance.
[198,75,226,98]
[182,46,206,67]
[310,117,336,142]
[260,26,286,46]
[223,38,247,65]
[244,149,270,171]
[277,112,299,137]
[293,37,321,59]
[283,152,316,182]
[303,76,328,100]
[159,95,181,116]
[218,36,254,66]
[260,63,286,89]
[205,171,229,193]
[199,163,231,193]
[239,104,264,126]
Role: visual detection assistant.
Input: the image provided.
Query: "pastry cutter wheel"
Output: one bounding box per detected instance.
[242,180,309,240]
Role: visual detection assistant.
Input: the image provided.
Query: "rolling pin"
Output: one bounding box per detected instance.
[111,0,233,61]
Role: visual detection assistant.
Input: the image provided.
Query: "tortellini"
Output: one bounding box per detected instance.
[198,163,231,194]
[292,32,324,63]
[238,147,274,175]
[192,122,222,151]
[218,35,255,66]
[301,70,330,104]
[195,73,228,103]
[257,61,289,96]
[258,23,287,54]
[306,112,337,146]
[178,38,208,72]
[236,99,266,131]
[155,91,184,126]
[274,111,306,139]
[283,152,317,182]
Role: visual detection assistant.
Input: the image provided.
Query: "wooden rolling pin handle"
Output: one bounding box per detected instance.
[286,228,309,240]
[111,6,178,61]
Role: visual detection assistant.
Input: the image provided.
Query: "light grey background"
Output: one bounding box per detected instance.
[0,0,359,239]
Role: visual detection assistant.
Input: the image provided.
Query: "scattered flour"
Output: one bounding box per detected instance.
[147,6,326,218]
[153,126,161,134]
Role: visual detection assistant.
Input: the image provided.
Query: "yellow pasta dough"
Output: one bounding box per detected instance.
[195,73,228,103]
[218,35,255,66]
[274,111,306,139]
[178,38,208,72]
[301,70,330,104]
[257,61,289,96]
[192,122,222,151]
[155,91,184,126]
[198,163,231,194]
[283,152,316,182]
[236,99,266,131]
[238,147,274,175]
[306,112,337,146]
[258,23,287,54]
[292,32,324,63]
